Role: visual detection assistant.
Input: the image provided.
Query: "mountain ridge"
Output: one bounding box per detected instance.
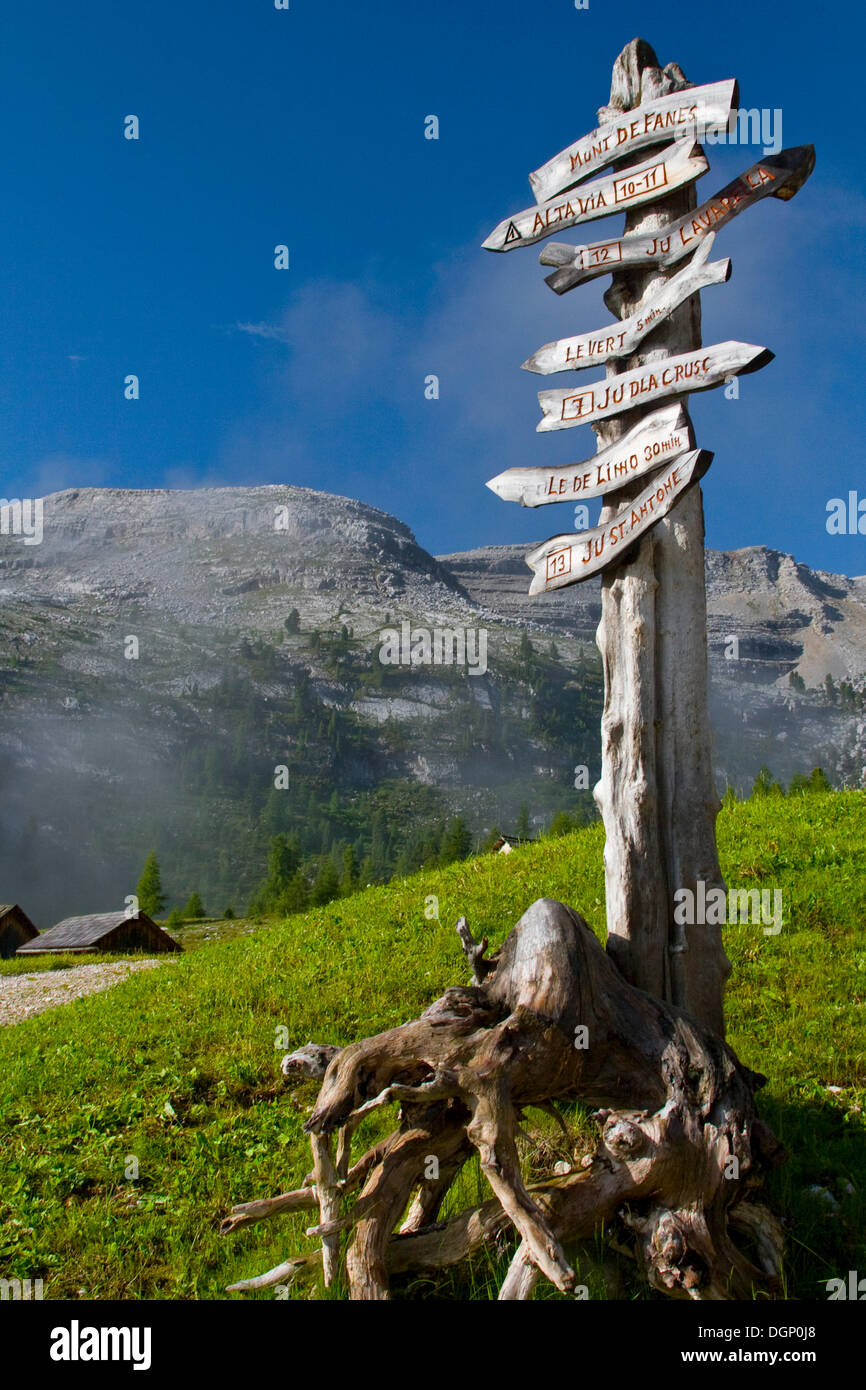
[1,484,863,924]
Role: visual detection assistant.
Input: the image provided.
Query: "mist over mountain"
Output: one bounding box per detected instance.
[1,485,863,926]
[442,541,866,794]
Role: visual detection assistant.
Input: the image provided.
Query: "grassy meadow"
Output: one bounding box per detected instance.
[1,791,864,1301]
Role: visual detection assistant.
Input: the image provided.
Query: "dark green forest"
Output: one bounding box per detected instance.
[148,623,603,917]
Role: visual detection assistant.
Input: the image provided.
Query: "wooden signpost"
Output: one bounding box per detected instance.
[482,139,708,251]
[486,401,690,506]
[483,39,815,1044]
[526,449,712,592]
[522,234,729,374]
[223,37,816,1307]
[529,79,736,201]
[536,339,771,431]
[541,144,815,294]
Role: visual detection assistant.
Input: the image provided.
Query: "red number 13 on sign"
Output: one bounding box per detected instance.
[546,548,572,582]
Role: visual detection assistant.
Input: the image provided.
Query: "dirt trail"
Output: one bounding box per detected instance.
[0,959,164,1026]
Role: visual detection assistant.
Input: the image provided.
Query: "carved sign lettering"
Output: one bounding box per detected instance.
[525,449,712,592]
[536,341,772,431]
[483,140,708,253]
[529,79,737,202]
[486,403,691,507]
[523,236,729,374]
[540,145,815,294]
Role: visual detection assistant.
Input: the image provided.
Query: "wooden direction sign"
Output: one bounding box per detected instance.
[486,403,690,507]
[529,79,737,202]
[540,144,815,294]
[525,449,712,592]
[537,340,772,432]
[482,140,708,253]
[523,235,729,375]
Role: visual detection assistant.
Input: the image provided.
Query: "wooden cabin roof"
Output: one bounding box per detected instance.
[15,910,174,952]
[0,903,38,932]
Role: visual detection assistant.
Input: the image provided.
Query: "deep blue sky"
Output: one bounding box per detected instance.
[0,0,862,574]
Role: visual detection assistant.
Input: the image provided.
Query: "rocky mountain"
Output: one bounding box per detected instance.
[440,542,866,795]
[1,485,863,926]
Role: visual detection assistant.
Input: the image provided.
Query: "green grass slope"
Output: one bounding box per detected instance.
[1,792,864,1301]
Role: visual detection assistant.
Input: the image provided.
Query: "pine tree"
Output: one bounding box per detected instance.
[750,766,784,798]
[136,851,166,917]
[247,833,302,917]
[280,871,309,915]
[808,766,832,793]
[440,816,472,864]
[183,892,205,920]
[310,858,341,907]
[516,804,532,840]
[341,844,358,894]
[547,811,577,838]
[268,833,300,888]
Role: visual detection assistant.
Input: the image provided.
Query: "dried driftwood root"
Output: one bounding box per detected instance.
[223,898,785,1300]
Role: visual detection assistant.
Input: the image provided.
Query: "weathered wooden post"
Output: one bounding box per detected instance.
[592,43,728,1036]
[222,41,814,1299]
[485,37,814,1038]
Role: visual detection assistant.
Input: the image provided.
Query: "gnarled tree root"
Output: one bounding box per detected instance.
[223,898,785,1300]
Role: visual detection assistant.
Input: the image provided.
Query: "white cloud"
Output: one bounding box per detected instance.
[236,321,290,343]
[235,281,402,400]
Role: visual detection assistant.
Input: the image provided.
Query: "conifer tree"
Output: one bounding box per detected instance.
[280,871,309,915]
[440,816,472,864]
[750,766,784,798]
[136,851,166,917]
[341,845,358,893]
[311,858,341,906]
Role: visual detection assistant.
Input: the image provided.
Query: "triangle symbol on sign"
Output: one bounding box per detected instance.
[504,221,522,244]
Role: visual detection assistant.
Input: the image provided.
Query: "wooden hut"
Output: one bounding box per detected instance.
[0,904,39,958]
[15,910,181,957]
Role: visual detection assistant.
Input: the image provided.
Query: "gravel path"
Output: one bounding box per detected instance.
[0,959,164,1026]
